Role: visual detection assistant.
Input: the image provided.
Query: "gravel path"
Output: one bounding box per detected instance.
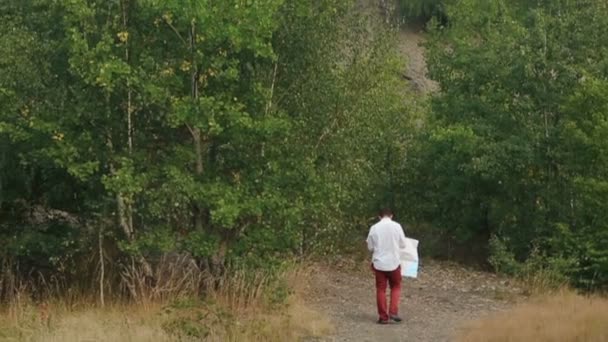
[303,260,520,342]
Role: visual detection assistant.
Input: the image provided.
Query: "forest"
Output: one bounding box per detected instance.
[1,0,607,322]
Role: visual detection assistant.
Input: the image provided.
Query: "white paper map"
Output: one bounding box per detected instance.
[400,237,419,278]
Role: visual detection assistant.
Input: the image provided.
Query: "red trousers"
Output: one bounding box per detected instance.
[373,265,402,321]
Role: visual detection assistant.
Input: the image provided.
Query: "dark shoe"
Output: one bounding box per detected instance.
[377,319,389,325]
[390,315,403,323]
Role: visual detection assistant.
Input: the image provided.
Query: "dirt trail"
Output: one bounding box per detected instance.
[300,14,516,342]
[303,261,520,342]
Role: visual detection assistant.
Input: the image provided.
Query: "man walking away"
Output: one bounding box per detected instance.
[366,208,407,324]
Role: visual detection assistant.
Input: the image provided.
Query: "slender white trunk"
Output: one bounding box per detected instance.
[99,226,105,307]
[122,0,135,237]
[123,0,134,154]
[190,20,204,232]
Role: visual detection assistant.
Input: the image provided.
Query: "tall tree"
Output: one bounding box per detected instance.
[404,0,608,288]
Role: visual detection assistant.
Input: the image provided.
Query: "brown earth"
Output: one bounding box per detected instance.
[302,260,521,342]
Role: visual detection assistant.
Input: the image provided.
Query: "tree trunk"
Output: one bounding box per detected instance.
[190,20,204,232]
[106,79,153,285]
[211,240,228,276]
[122,0,136,247]
[122,0,134,155]
[0,141,4,208]
[99,226,105,307]
[116,194,134,239]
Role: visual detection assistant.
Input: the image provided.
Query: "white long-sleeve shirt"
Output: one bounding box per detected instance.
[366,217,407,271]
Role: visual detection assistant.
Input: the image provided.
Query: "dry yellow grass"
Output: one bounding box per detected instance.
[0,303,173,342]
[0,302,331,342]
[0,264,333,342]
[458,290,608,342]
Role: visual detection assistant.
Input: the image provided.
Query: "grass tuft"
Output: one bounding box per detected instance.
[458,290,608,342]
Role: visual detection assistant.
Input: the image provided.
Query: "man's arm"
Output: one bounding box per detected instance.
[398,224,407,249]
[366,228,375,252]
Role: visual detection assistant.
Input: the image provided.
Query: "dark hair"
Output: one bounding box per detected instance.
[378,208,393,217]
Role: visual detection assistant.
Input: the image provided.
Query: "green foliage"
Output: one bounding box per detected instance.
[182,231,219,259]
[119,226,178,255]
[0,0,410,300]
[272,0,411,254]
[488,236,522,276]
[490,236,575,291]
[401,0,608,289]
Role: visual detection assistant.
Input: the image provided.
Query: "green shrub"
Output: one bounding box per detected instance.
[490,236,576,292]
[488,236,522,276]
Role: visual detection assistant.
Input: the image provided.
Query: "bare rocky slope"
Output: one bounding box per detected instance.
[398,25,438,94]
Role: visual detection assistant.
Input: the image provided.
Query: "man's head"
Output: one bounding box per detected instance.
[378,207,393,219]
